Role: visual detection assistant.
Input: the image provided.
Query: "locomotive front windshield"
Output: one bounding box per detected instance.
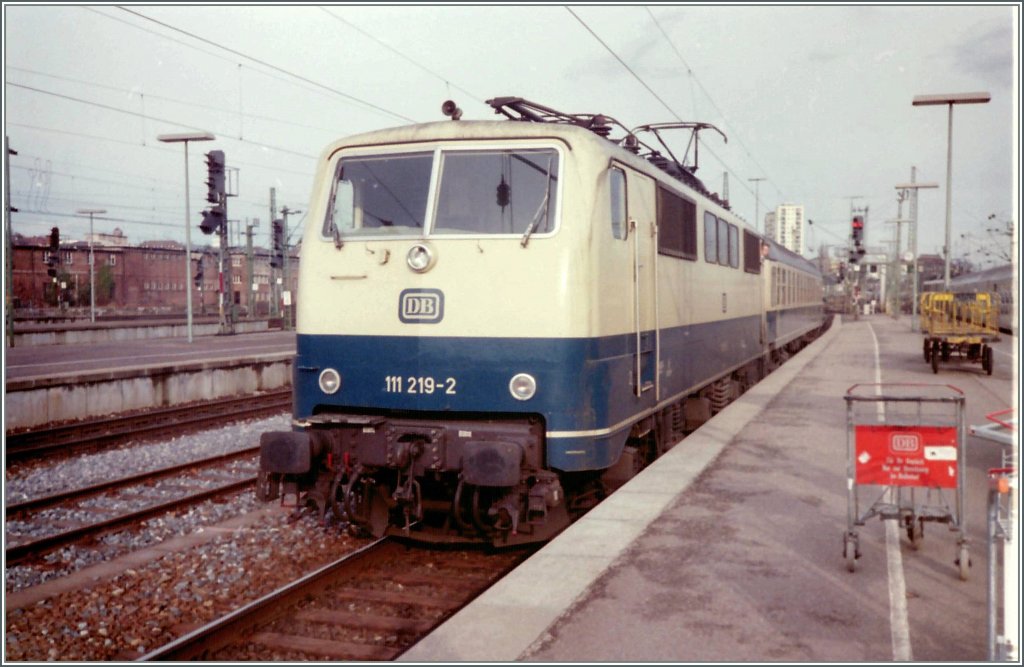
[324,147,559,239]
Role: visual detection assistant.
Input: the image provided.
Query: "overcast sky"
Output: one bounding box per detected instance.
[3,4,1019,265]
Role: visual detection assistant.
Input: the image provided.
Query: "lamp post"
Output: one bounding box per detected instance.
[894,177,938,331]
[912,92,990,289]
[157,131,215,343]
[75,208,106,323]
[749,177,765,234]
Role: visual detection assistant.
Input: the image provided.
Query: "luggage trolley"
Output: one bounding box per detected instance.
[920,292,1001,375]
[969,409,1018,662]
[843,383,968,579]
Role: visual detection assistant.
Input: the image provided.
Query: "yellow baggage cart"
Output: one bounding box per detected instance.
[919,292,1000,375]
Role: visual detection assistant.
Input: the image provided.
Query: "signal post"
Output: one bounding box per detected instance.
[199,149,234,335]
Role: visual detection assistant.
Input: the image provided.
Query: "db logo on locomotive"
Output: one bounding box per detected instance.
[399,289,444,324]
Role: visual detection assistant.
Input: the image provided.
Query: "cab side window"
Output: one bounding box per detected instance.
[610,167,627,240]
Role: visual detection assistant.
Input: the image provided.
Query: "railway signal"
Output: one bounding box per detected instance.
[199,204,225,235]
[199,150,227,235]
[270,218,284,268]
[205,150,225,204]
[46,226,60,277]
[851,215,864,244]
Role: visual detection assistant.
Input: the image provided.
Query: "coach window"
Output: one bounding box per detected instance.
[704,212,717,263]
[610,167,627,240]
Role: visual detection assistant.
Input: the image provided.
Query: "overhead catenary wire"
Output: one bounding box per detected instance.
[7,82,319,162]
[643,7,783,203]
[565,7,762,207]
[8,123,316,181]
[6,65,349,138]
[319,8,483,107]
[115,6,417,124]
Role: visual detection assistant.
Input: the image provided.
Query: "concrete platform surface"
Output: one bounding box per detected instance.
[402,315,1016,662]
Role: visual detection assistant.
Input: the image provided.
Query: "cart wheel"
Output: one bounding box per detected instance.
[956,544,971,581]
[982,345,993,375]
[844,535,858,573]
[906,518,923,550]
[941,342,951,362]
[931,341,940,374]
[923,339,931,362]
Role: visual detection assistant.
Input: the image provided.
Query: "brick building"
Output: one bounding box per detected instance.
[9,230,298,317]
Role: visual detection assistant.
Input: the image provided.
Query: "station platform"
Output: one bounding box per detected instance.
[3,331,294,430]
[402,315,1015,662]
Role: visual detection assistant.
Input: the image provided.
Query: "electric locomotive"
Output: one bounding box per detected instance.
[258,97,827,546]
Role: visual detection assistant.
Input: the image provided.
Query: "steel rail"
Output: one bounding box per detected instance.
[5,447,259,515]
[5,390,289,463]
[138,537,392,661]
[5,477,255,565]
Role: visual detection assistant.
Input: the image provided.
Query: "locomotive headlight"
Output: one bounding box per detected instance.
[406,243,435,273]
[509,373,537,401]
[319,368,341,394]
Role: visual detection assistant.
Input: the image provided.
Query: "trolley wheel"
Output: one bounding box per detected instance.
[906,518,923,550]
[941,342,951,362]
[923,339,931,362]
[931,341,940,374]
[844,535,858,573]
[956,544,971,581]
[982,345,993,375]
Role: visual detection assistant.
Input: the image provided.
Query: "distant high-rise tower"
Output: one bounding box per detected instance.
[764,211,777,241]
[768,203,805,254]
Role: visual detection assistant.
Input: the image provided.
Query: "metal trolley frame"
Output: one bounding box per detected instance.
[970,409,1018,662]
[843,383,968,579]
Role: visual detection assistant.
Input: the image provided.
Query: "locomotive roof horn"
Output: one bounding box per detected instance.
[442,100,463,121]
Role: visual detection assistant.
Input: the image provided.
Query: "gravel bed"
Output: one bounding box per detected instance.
[4,414,287,593]
[5,511,363,661]
[4,413,369,661]
[4,413,288,503]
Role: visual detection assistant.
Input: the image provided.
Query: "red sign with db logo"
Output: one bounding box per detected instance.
[854,425,958,488]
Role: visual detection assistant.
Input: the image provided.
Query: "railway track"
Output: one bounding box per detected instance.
[140,538,530,661]
[5,389,291,464]
[5,451,259,566]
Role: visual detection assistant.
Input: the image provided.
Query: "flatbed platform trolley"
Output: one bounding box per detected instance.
[843,383,968,579]
[920,292,1000,375]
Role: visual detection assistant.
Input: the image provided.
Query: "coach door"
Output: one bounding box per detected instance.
[628,170,659,400]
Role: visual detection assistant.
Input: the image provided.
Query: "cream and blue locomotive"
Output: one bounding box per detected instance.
[259,98,827,545]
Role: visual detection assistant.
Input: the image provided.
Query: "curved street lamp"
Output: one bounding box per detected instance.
[158,131,216,343]
[912,92,991,289]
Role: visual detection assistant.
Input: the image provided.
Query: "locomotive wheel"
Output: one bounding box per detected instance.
[329,473,348,522]
[342,473,391,537]
[983,345,993,375]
